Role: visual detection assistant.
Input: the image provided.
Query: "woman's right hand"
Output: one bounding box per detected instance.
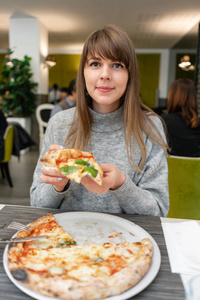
[40,144,69,192]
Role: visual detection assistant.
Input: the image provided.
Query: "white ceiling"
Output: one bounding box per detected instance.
[0,0,200,52]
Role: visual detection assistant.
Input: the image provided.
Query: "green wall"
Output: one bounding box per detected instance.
[49,54,81,88]
[49,53,160,108]
[137,54,160,108]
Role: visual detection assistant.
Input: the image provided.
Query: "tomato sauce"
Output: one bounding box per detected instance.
[104,255,127,275]
[33,221,58,236]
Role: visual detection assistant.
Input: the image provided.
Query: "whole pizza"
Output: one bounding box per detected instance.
[7,213,153,300]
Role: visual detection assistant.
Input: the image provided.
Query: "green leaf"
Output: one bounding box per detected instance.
[59,166,79,176]
[75,159,89,165]
[82,166,98,178]
[57,240,76,247]
[0,53,38,117]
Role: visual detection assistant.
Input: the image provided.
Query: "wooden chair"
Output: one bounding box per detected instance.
[0,125,14,187]
[167,155,200,220]
[36,104,54,151]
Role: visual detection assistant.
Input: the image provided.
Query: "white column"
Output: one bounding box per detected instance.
[9,15,48,95]
[158,49,170,99]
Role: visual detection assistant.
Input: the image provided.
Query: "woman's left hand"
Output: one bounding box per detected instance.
[80,163,126,194]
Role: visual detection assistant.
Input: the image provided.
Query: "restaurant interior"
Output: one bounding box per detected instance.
[0,1,200,299]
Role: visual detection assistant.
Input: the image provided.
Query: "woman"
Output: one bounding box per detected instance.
[30,24,169,216]
[161,79,200,157]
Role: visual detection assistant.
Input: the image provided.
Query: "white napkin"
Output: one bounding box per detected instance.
[0,204,5,211]
[162,221,200,275]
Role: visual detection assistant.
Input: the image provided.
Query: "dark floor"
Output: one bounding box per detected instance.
[0,147,39,206]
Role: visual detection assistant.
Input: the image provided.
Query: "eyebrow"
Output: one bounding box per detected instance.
[87,56,102,62]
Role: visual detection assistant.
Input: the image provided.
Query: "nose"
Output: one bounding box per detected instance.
[100,65,111,80]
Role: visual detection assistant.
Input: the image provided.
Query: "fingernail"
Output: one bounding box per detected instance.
[58,177,63,181]
[59,146,64,149]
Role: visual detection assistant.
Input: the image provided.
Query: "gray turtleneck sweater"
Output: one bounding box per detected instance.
[30,106,169,217]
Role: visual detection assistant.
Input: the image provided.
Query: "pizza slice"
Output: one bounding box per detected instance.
[40,148,103,185]
[13,213,76,250]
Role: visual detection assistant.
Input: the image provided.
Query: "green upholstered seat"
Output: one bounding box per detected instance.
[0,125,14,187]
[167,155,200,220]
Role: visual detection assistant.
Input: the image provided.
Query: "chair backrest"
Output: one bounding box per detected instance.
[2,125,14,163]
[36,104,54,128]
[36,104,54,150]
[167,155,200,220]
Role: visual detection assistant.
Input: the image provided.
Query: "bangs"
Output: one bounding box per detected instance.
[84,29,130,68]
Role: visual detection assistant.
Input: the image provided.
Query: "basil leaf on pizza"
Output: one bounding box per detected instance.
[82,166,98,178]
[59,165,79,175]
[74,159,89,165]
[40,148,103,185]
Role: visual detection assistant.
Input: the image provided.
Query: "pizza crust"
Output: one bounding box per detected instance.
[14,213,56,238]
[26,212,56,230]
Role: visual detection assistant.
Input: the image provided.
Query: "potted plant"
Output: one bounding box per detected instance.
[0,51,38,117]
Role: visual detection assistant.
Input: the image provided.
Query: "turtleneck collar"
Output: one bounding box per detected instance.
[89,105,124,133]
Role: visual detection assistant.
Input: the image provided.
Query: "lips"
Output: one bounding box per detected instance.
[96,86,114,92]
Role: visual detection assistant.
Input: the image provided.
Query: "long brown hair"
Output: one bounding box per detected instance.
[64,24,168,172]
[167,78,199,128]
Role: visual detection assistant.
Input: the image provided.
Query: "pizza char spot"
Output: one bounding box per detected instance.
[11,269,28,282]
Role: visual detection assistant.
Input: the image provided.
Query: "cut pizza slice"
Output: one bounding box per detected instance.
[40,148,103,185]
[14,213,76,250]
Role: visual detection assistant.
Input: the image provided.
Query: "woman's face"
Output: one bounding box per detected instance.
[84,54,129,113]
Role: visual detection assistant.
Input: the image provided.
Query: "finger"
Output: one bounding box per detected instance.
[40,173,68,186]
[81,176,109,194]
[81,176,95,186]
[41,167,66,178]
[100,163,114,173]
[49,144,64,151]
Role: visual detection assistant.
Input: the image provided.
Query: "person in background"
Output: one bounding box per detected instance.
[50,79,76,117]
[31,24,169,217]
[161,78,200,157]
[60,87,69,101]
[0,109,8,161]
[48,83,61,104]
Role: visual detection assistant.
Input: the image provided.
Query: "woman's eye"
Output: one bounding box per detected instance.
[113,63,124,69]
[89,62,100,67]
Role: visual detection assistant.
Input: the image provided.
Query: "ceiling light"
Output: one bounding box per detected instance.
[45,55,56,67]
[178,55,195,71]
[178,55,191,68]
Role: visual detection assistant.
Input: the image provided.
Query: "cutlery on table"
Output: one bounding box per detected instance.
[0,236,47,244]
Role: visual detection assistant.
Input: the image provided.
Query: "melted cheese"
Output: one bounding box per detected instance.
[19,242,144,281]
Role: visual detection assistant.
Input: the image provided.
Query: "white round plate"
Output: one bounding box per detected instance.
[3,211,161,300]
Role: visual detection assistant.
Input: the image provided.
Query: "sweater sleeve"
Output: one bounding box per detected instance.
[110,122,169,217]
[30,115,69,208]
